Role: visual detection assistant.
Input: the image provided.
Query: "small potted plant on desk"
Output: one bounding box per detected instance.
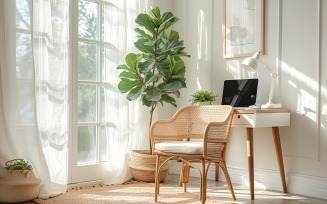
[0,159,40,203]
[189,90,217,105]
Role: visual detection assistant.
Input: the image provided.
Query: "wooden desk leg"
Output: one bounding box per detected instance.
[246,128,254,200]
[272,127,288,193]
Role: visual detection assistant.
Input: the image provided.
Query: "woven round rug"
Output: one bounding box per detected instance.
[34,181,234,204]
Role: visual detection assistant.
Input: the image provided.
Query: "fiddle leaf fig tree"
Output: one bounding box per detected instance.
[117,7,190,153]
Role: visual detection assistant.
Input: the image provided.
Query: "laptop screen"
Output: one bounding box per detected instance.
[221,79,258,107]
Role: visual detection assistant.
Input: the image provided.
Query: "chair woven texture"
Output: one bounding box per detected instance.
[151,105,235,204]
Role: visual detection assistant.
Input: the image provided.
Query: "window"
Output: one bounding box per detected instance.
[75,0,109,165]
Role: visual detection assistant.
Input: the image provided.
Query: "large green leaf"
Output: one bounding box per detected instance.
[127,85,144,101]
[167,30,179,40]
[160,94,176,107]
[138,59,155,73]
[165,40,184,52]
[172,59,184,72]
[157,59,171,79]
[145,87,161,102]
[172,66,185,79]
[134,28,152,40]
[117,64,133,72]
[134,39,154,54]
[119,71,139,80]
[161,81,183,92]
[135,13,157,35]
[158,12,178,34]
[125,53,142,71]
[145,73,160,85]
[117,79,141,93]
[150,7,161,19]
[141,95,156,107]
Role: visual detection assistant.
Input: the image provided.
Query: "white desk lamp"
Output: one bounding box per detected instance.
[241,52,282,108]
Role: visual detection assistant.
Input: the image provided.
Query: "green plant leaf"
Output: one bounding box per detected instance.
[125,53,142,71]
[161,81,183,92]
[117,79,140,93]
[135,13,157,35]
[172,60,184,72]
[161,94,177,107]
[145,73,160,84]
[134,28,152,40]
[150,7,161,19]
[174,91,180,98]
[141,95,156,107]
[138,59,155,73]
[158,12,178,34]
[166,39,184,52]
[167,30,179,40]
[127,85,144,101]
[145,87,161,102]
[117,64,134,72]
[119,71,139,80]
[135,39,154,54]
[157,59,171,79]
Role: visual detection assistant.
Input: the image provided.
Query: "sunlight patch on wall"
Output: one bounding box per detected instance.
[197,10,205,60]
[299,90,317,122]
[280,60,318,122]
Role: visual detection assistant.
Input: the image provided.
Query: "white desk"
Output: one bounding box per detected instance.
[219,108,290,200]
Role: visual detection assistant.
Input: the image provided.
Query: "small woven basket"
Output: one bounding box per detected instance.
[0,170,40,203]
[129,150,169,182]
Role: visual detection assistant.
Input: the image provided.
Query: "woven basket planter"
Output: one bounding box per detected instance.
[0,169,40,203]
[129,150,169,182]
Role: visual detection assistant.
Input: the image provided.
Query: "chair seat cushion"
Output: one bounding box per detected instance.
[155,141,203,154]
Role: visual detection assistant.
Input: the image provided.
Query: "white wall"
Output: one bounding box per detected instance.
[162,0,327,199]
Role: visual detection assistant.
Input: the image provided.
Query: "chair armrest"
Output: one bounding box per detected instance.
[203,121,232,159]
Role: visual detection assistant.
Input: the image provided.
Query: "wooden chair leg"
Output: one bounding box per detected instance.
[182,163,190,192]
[219,162,236,201]
[155,154,160,202]
[201,159,206,204]
[179,163,183,186]
[215,162,219,181]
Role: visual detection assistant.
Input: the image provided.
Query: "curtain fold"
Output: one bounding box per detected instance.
[102,0,152,185]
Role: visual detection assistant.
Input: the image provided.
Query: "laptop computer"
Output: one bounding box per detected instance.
[221,79,258,108]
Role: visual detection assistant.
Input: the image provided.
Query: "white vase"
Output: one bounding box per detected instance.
[0,169,40,203]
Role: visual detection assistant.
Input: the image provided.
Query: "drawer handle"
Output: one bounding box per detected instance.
[237,115,241,119]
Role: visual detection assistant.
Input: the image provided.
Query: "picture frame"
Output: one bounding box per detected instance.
[223,0,265,58]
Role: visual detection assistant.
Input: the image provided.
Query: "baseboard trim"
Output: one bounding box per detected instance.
[169,162,327,200]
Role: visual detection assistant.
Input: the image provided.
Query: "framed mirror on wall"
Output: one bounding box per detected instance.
[223,0,265,58]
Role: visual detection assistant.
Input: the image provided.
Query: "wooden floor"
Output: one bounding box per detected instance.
[162,174,327,204]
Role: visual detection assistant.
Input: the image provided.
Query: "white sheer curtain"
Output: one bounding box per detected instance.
[0,0,69,199]
[102,0,153,184]
[0,0,154,196]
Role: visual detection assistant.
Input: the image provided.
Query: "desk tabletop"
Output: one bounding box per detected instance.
[233,108,290,114]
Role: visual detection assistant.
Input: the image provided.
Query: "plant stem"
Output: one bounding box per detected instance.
[149,105,156,154]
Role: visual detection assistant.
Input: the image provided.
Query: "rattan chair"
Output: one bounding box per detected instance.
[151,105,236,203]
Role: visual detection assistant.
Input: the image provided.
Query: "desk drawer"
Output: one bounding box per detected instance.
[232,113,255,127]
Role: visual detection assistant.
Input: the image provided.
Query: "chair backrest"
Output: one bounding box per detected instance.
[151,105,233,141]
